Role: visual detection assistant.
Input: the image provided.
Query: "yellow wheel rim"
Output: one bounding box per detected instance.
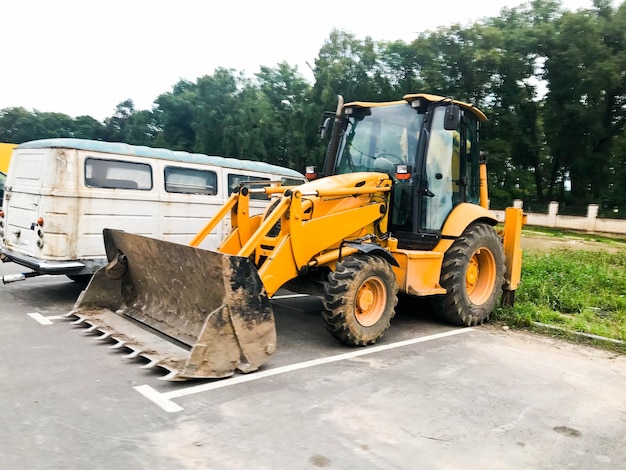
[355,277,387,327]
[465,248,497,305]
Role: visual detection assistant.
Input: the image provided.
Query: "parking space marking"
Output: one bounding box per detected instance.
[135,327,476,413]
[27,313,67,325]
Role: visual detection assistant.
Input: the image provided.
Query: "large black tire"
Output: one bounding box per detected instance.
[66,274,92,285]
[432,223,505,326]
[322,254,398,346]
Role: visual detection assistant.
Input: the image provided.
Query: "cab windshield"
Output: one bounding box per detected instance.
[335,103,424,175]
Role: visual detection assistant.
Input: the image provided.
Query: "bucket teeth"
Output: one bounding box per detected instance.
[83,324,99,333]
[97,331,114,340]
[139,356,161,369]
[158,369,184,381]
[65,229,277,380]
[66,315,182,378]
[123,348,144,359]
[107,339,127,349]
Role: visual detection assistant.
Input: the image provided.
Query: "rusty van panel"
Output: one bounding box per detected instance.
[75,196,157,258]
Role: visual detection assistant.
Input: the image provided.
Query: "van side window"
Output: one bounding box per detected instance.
[85,158,152,190]
[228,174,270,200]
[281,177,306,187]
[164,166,217,195]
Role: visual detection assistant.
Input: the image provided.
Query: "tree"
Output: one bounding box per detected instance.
[255,62,314,169]
[153,80,197,151]
[191,68,240,155]
[0,107,78,142]
[312,29,393,107]
[542,0,626,205]
[72,115,107,140]
[480,0,561,204]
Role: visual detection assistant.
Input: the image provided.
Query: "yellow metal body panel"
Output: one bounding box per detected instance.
[389,203,501,296]
[479,161,489,209]
[502,207,524,290]
[438,203,498,239]
[391,246,446,295]
[0,143,16,173]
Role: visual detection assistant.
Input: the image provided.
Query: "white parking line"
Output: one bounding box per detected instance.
[135,328,476,413]
[27,313,67,325]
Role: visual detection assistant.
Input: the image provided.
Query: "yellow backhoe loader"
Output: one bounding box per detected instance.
[68,93,524,380]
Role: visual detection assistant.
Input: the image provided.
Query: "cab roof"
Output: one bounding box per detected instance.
[344,93,487,122]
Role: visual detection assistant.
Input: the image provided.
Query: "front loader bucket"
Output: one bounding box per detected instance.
[68,229,276,380]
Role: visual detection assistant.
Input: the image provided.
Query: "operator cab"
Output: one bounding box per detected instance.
[327,94,486,250]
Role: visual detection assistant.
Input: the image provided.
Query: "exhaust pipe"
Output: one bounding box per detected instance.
[3,271,41,284]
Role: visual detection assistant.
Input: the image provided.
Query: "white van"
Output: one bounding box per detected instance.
[0,138,306,283]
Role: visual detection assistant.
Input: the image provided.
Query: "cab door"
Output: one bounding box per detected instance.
[421,106,458,232]
[392,105,478,250]
[420,105,480,232]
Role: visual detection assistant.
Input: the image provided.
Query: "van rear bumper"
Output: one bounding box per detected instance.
[0,247,105,275]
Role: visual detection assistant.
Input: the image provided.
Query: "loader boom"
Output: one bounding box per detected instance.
[207,173,393,296]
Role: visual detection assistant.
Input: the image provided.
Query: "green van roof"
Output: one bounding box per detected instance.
[17,138,304,178]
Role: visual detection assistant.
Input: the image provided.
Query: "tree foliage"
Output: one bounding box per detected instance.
[1,1,625,212]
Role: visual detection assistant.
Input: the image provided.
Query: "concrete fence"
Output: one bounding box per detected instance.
[491,200,626,235]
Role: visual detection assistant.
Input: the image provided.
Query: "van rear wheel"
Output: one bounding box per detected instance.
[67,274,92,285]
[322,254,398,346]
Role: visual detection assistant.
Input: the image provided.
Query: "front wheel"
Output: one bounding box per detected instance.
[322,254,398,346]
[432,223,505,326]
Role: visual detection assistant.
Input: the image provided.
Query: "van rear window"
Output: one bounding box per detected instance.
[165,166,217,195]
[85,158,152,190]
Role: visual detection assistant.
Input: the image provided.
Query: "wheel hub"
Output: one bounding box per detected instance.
[357,288,375,312]
[465,248,496,305]
[355,277,386,327]
[466,255,480,294]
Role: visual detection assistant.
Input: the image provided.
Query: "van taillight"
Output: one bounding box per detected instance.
[0,210,4,218]
[37,217,44,226]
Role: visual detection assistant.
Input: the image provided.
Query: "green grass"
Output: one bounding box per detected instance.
[494,248,626,343]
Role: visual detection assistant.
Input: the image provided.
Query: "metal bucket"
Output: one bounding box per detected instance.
[68,229,276,380]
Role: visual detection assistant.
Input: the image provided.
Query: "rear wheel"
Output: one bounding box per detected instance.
[322,254,398,346]
[432,223,505,326]
[66,274,92,285]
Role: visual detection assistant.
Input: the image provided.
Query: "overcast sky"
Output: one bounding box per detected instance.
[0,0,611,121]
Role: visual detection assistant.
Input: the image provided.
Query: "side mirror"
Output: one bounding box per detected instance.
[443,104,460,131]
[320,117,332,139]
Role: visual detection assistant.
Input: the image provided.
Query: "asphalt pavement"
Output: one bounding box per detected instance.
[1,261,625,470]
